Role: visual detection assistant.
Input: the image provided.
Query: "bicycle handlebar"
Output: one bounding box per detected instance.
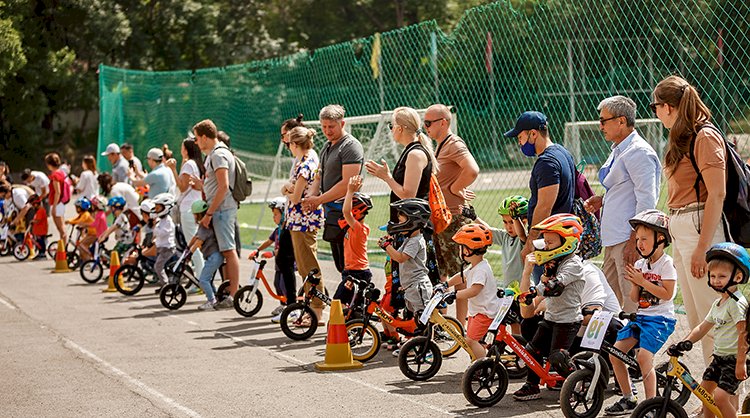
[618,311,637,321]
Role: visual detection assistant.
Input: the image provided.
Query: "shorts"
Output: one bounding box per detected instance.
[404,280,432,313]
[52,202,65,217]
[616,314,676,354]
[702,355,747,394]
[467,313,493,341]
[433,215,471,278]
[212,207,237,252]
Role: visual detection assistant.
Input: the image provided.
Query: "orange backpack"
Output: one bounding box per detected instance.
[428,173,452,234]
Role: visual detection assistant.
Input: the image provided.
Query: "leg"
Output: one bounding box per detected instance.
[610,338,638,396]
[213,207,239,296]
[700,380,718,418]
[199,252,223,303]
[548,321,580,377]
[291,230,324,322]
[329,239,345,273]
[635,349,656,398]
[153,248,170,285]
[433,217,468,326]
[715,388,736,418]
[180,209,204,278]
[602,244,624,307]
[279,262,296,305]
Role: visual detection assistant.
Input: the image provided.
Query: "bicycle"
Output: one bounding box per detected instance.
[233,251,287,317]
[48,225,86,269]
[158,248,199,310]
[79,240,113,284]
[12,228,51,261]
[112,245,165,296]
[0,222,15,256]
[345,284,464,362]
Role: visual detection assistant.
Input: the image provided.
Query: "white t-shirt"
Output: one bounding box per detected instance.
[11,187,30,210]
[76,170,98,199]
[153,215,175,249]
[466,259,501,317]
[113,212,135,244]
[28,171,50,195]
[178,160,202,213]
[581,260,621,314]
[635,254,677,318]
[109,182,140,211]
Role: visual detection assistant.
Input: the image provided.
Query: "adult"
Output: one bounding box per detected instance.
[0,161,12,183]
[45,152,67,245]
[281,115,319,179]
[0,182,31,227]
[653,75,726,364]
[583,96,661,312]
[302,104,364,273]
[192,119,240,308]
[423,103,480,324]
[165,137,205,278]
[76,155,99,200]
[120,143,145,177]
[98,172,139,212]
[504,111,575,277]
[101,143,130,184]
[215,130,242,257]
[20,168,50,212]
[131,148,175,198]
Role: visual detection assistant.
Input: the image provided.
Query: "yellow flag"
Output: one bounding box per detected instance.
[370,33,381,79]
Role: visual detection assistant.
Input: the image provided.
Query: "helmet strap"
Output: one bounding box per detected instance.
[636,230,666,269]
[707,265,741,302]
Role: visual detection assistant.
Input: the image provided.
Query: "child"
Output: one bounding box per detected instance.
[189,200,225,311]
[66,197,97,261]
[150,193,176,292]
[436,223,499,359]
[671,242,749,418]
[250,197,296,322]
[333,175,373,309]
[91,196,109,238]
[28,194,47,260]
[124,199,155,266]
[605,209,676,415]
[514,213,585,401]
[99,196,138,256]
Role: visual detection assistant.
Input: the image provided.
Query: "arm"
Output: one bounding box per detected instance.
[98,225,118,243]
[381,153,426,200]
[521,184,558,256]
[39,185,49,200]
[628,276,641,304]
[257,238,274,252]
[51,179,61,206]
[691,167,726,277]
[289,177,308,206]
[319,163,362,204]
[624,264,675,300]
[200,167,229,228]
[519,253,537,318]
[446,272,464,287]
[189,238,204,253]
[449,154,479,197]
[456,283,483,300]
[166,159,190,193]
[342,175,363,228]
[683,320,714,344]
[383,244,410,264]
[514,219,527,243]
[737,320,748,380]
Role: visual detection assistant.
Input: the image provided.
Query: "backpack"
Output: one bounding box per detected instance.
[210,145,253,203]
[61,175,73,204]
[428,174,452,234]
[571,168,602,260]
[688,124,750,246]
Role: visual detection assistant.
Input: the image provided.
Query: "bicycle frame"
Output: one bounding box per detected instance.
[422,292,476,362]
[364,301,422,336]
[245,254,286,304]
[493,323,565,388]
[661,356,721,418]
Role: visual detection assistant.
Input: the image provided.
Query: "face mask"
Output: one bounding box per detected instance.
[520,141,536,157]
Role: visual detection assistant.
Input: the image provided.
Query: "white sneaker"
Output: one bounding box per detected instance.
[198,300,216,311]
[271,313,282,323]
[214,296,234,310]
[271,305,285,316]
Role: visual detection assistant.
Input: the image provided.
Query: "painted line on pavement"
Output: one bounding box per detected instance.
[0,295,16,310]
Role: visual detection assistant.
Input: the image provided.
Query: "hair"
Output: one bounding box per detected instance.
[0,182,8,194]
[82,155,97,173]
[120,143,133,150]
[707,257,737,275]
[217,131,230,147]
[193,119,217,139]
[44,152,61,168]
[97,172,113,195]
[635,224,668,244]
[598,95,637,127]
[319,104,345,121]
[0,161,8,173]
[393,106,439,174]
[653,76,712,174]
[282,114,305,131]
[288,126,316,150]
[20,168,32,181]
[162,144,173,160]
[182,137,205,177]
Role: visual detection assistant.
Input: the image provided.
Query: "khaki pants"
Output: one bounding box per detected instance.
[602,241,638,313]
[290,229,324,309]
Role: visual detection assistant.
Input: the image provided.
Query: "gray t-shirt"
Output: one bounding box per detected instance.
[319,134,364,194]
[490,227,523,288]
[538,255,585,323]
[204,143,236,211]
[112,156,130,184]
[195,224,219,257]
[397,235,429,289]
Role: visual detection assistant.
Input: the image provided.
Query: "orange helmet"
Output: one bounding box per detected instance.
[452,223,493,250]
[531,213,582,264]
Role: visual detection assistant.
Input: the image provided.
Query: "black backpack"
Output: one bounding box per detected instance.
[689,124,750,246]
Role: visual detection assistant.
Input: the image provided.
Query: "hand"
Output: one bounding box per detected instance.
[188,175,203,191]
[624,264,646,287]
[281,182,294,196]
[165,158,177,169]
[691,244,709,278]
[364,159,390,180]
[433,282,448,294]
[518,288,537,306]
[623,237,639,266]
[248,250,258,260]
[348,175,363,193]
[738,360,748,381]
[524,253,537,269]
[508,201,522,219]
[302,195,321,212]
[583,195,603,213]
[378,235,393,250]
[443,291,457,305]
[199,213,212,229]
[451,186,475,201]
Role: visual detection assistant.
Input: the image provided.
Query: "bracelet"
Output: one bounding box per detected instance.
[206,212,214,216]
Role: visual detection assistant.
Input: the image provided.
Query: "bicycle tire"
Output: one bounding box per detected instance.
[571,351,610,386]
[345,319,380,362]
[655,361,692,406]
[233,286,263,317]
[216,281,230,302]
[160,284,187,310]
[630,397,687,418]
[12,243,30,261]
[67,251,81,270]
[435,316,464,358]
[559,368,605,418]
[491,335,529,379]
[398,336,443,381]
[462,357,509,407]
[79,260,104,283]
[46,241,57,258]
[279,303,318,341]
[114,264,145,296]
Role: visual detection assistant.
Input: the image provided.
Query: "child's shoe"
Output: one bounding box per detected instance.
[271,305,285,316]
[604,396,637,416]
[512,383,540,401]
[198,300,216,311]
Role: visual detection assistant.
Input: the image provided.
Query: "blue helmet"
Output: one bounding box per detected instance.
[107,196,126,210]
[706,242,750,284]
[75,197,91,211]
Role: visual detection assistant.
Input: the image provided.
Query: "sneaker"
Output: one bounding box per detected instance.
[214,295,234,309]
[271,313,282,323]
[604,397,638,416]
[33,254,46,260]
[198,301,216,311]
[271,305,285,316]
[188,286,202,295]
[512,383,541,401]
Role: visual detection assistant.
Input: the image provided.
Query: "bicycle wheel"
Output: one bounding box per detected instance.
[630,397,687,418]
[434,316,464,357]
[655,361,691,406]
[398,336,443,381]
[345,320,380,362]
[114,264,145,296]
[462,357,509,407]
[79,260,103,283]
[216,281,230,303]
[233,286,263,317]
[159,284,187,310]
[571,351,610,386]
[67,251,81,270]
[46,241,57,258]
[279,303,318,341]
[560,368,605,418]
[12,243,30,261]
[490,335,529,379]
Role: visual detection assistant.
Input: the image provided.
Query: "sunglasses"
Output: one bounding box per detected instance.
[599,115,620,125]
[649,102,664,113]
[423,118,445,128]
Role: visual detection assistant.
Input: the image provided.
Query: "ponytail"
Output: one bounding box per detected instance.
[417,131,439,174]
[393,106,439,173]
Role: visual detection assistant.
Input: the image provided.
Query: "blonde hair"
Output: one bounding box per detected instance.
[393,106,438,174]
[288,126,316,150]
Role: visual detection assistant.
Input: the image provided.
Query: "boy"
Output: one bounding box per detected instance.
[99,196,138,256]
[436,223,499,359]
[670,242,749,418]
[605,209,676,415]
[189,200,225,311]
[28,194,47,260]
[66,197,96,261]
[150,193,176,293]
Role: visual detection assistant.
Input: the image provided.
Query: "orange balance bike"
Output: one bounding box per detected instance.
[233,251,288,317]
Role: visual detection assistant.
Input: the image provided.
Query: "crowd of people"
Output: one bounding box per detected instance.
[1,74,748,417]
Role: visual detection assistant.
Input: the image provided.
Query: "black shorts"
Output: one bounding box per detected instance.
[702,355,746,394]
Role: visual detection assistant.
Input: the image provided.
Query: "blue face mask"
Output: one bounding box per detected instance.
[520,141,536,157]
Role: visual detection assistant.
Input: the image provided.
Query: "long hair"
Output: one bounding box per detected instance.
[82,155,97,173]
[182,137,205,177]
[97,172,113,195]
[654,75,712,175]
[393,106,438,174]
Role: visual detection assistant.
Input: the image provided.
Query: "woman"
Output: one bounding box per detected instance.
[98,172,140,212]
[653,75,726,365]
[282,126,324,325]
[76,155,98,199]
[45,153,67,245]
[0,161,12,183]
[166,137,205,277]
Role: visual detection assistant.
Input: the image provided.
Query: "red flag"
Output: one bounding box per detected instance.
[717,28,724,66]
[485,31,493,74]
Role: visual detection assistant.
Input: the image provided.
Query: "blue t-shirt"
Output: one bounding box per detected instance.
[528,144,575,223]
[144,164,174,197]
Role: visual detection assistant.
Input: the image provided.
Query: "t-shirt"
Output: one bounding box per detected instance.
[397,234,429,289]
[435,135,475,215]
[92,211,108,237]
[466,259,501,317]
[68,211,96,236]
[319,134,364,194]
[113,212,135,245]
[528,144,575,224]
[285,154,323,232]
[580,261,608,310]
[112,156,130,184]
[538,255,585,323]
[48,170,66,204]
[109,182,140,212]
[585,260,622,314]
[128,156,144,174]
[32,207,48,236]
[343,218,369,271]
[667,128,725,209]
[178,160,202,212]
[634,254,677,318]
[144,164,174,198]
[28,171,50,196]
[153,216,176,249]
[705,292,749,356]
[10,187,30,210]
[195,223,219,257]
[204,143,236,211]
[490,227,523,288]
[76,170,98,199]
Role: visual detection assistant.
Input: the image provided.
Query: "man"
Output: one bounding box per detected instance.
[101,143,130,184]
[504,111,575,280]
[583,96,661,312]
[192,119,240,309]
[423,104,479,325]
[120,143,145,177]
[20,169,50,212]
[131,148,175,198]
[302,104,363,273]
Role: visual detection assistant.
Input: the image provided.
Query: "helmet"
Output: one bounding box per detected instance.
[75,197,92,211]
[107,196,126,210]
[531,213,583,265]
[191,199,209,214]
[267,197,286,211]
[337,193,374,228]
[139,199,155,214]
[387,198,431,235]
[628,209,670,246]
[151,193,175,217]
[452,223,493,249]
[498,195,529,218]
[91,195,107,211]
[27,194,42,206]
[706,242,750,285]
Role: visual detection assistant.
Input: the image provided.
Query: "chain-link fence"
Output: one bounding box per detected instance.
[98,0,750,280]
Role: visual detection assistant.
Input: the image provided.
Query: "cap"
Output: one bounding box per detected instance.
[147,148,164,161]
[100,143,121,156]
[504,111,548,138]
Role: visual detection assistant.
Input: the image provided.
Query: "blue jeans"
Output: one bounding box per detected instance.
[212,207,237,252]
[199,251,224,302]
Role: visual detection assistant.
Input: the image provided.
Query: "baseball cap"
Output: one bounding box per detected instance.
[147,148,164,161]
[100,143,121,156]
[503,111,548,138]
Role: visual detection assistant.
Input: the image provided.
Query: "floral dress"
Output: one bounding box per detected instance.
[286,154,323,232]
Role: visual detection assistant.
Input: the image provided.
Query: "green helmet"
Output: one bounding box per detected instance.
[191,199,209,214]
[498,195,529,218]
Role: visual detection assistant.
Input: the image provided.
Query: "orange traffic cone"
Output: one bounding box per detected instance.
[315,299,363,371]
[102,250,120,293]
[52,240,72,273]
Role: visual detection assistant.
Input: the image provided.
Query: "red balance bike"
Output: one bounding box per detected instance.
[233,251,287,317]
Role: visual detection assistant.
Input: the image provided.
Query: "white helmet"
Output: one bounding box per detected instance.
[139,199,155,214]
[151,193,175,218]
[267,197,286,211]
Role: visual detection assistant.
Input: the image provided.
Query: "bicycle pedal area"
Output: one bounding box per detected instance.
[0,255,710,417]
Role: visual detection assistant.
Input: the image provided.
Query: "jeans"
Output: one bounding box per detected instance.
[180,209,204,278]
[199,251,224,302]
[526,319,580,386]
[212,207,237,252]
